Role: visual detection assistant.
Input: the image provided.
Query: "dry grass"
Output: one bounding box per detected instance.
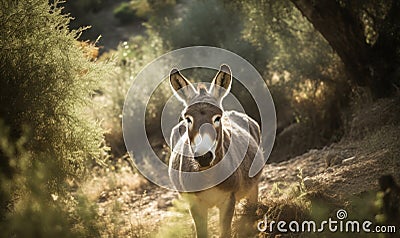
[78,158,155,237]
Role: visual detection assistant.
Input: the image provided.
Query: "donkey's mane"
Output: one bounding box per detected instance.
[189,85,219,105]
[197,83,208,95]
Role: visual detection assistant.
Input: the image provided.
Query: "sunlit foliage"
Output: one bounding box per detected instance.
[99,32,167,157]
[0,0,112,235]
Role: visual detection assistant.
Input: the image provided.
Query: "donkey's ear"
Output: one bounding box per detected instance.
[209,64,232,101]
[170,68,197,105]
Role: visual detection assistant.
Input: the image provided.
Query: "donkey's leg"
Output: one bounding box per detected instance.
[239,184,259,237]
[189,203,208,238]
[218,193,235,238]
[246,184,259,219]
[248,184,259,204]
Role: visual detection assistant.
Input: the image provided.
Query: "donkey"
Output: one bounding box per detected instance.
[168,65,263,238]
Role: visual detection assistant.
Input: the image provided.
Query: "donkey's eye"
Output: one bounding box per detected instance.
[185,117,192,125]
[213,115,221,126]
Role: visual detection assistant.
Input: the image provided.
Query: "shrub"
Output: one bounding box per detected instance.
[114,2,144,24]
[0,0,112,235]
[99,32,167,158]
[152,0,271,71]
[0,121,101,237]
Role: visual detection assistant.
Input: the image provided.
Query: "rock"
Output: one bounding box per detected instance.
[157,198,172,209]
[303,177,316,189]
[325,153,343,167]
[98,191,109,203]
[325,167,334,173]
[342,156,356,164]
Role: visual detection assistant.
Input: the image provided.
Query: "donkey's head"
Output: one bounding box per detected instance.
[169,65,232,168]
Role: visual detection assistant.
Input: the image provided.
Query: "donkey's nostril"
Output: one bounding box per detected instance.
[194,151,214,167]
[194,152,201,157]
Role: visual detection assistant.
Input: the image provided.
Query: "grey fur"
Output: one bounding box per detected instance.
[168,65,263,238]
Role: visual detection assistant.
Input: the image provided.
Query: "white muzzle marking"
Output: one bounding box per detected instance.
[192,133,217,156]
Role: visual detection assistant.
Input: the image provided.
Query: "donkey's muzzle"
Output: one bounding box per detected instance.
[194,151,214,167]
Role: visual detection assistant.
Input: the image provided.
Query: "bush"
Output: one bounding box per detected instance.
[0,0,112,235]
[113,2,143,24]
[99,32,167,158]
[0,121,101,237]
[152,0,271,71]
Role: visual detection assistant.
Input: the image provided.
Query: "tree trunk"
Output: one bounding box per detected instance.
[290,0,398,98]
